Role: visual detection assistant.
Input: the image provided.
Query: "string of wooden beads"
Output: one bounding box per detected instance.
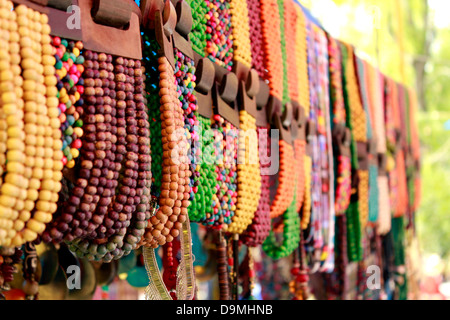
[205,0,234,70]
[227,111,261,235]
[294,140,306,212]
[186,0,208,57]
[209,114,237,229]
[295,6,312,231]
[229,0,252,68]
[52,36,84,169]
[259,0,283,100]
[42,50,111,243]
[0,0,23,245]
[263,192,300,260]
[17,5,50,245]
[270,140,296,219]
[27,8,62,245]
[241,127,271,247]
[140,54,190,248]
[68,57,151,261]
[188,116,217,222]
[245,0,265,77]
[3,5,62,247]
[174,49,199,216]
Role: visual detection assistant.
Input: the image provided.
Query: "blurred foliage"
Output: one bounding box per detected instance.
[302,0,450,258]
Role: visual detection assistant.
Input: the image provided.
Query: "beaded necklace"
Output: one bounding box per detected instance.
[186,0,207,57]
[210,114,237,229]
[239,0,273,246]
[66,56,151,261]
[52,36,84,169]
[173,48,200,221]
[240,125,270,247]
[189,116,217,222]
[284,0,306,215]
[205,0,233,70]
[259,0,283,101]
[140,33,190,248]
[0,4,62,247]
[340,42,364,262]
[295,6,313,231]
[263,191,300,260]
[229,0,252,68]
[245,0,264,77]
[227,0,261,236]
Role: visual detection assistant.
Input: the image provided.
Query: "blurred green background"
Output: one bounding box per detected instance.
[300,0,450,266]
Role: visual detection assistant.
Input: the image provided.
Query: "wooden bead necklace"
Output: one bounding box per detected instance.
[67,56,151,261]
[205,0,233,70]
[295,6,312,231]
[245,0,264,77]
[43,50,113,243]
[189,116,217,222]
[209,114,237,229]
[0,0,23,245]
[0,4,62,247]
[259,0,283,100]
[241,127,271,247]
[141,34,190,248]
[52,36,85,169]
[186,0,208,57]
[263,191,300,260]
[284,0,306,215]
[229,0,252,67]
[173,48,200,220]
[227,110,261,235]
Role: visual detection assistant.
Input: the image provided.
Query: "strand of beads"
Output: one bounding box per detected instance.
[205,0,233,70]
[141,53,190,248]
[208,115,237,229]
[263,192,300,260]
[174,49,200,219]
[69,58,151,262]
[0,0,23,245]
[42,50,107,243]
[189,116,217,222]
[227,111,261,235]
[10,6,61,247]
[270,140,296,219]
[245,0,264,77]
[186,0,207,57]
[259,0,283,99]
[24,9,63,245]
[229,0,252,67]
[241,128,271,246]
[52,36,84,169]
